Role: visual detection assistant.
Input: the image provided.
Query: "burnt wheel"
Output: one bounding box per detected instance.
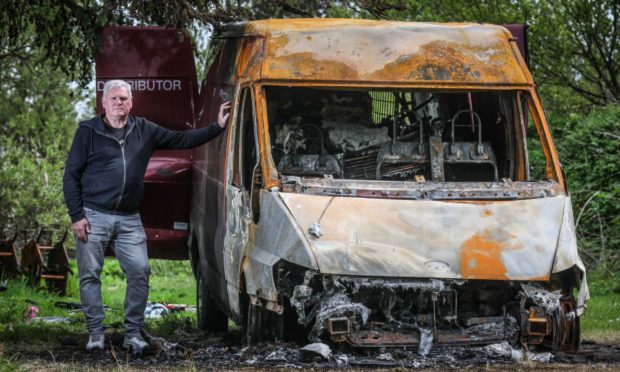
[245,297,264,345]
[243,293,288,345]
[196,264,228,332]
[564,312,581,352]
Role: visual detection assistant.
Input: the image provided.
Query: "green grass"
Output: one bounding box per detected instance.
[0,258,196,344]
[581,271,620,342]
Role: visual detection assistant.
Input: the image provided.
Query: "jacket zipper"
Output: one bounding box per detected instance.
[114,139,126,211]
[94,123,135,212]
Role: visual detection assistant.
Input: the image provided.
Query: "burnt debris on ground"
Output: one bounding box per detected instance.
[8,329,620,369]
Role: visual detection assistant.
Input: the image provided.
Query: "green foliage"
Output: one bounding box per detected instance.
[375,0,620,110]
[1,2,102,85]
[0,54,79,230]
[549,104,620,272]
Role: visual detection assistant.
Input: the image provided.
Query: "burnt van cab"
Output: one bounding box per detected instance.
[97,19,588,350]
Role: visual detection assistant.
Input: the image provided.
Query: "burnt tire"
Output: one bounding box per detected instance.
[243,294,286,345]
[196,264,228,333]
[245,298,263,345]
[564,314,581,352]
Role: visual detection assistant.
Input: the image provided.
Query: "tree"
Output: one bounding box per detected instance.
[550,105,620,272]
[377,0,620,108]
[531,1,620,106]
[0,50,80,231]
[0,1,403,86]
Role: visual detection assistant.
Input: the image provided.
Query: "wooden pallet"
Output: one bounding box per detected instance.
[21,229,73,295]
[0,231,19,279]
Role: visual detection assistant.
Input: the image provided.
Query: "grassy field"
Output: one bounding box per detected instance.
[0,259,197,345]
[580,272,620,342]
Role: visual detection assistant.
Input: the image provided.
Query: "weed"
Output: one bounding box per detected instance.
[0,357,26,372]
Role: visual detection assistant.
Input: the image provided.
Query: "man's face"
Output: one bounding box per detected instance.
[102,87,132,119]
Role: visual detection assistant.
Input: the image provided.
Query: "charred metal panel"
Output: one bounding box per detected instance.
[222,186,250,319]
[551,196,589,315]
[552,196,582,273]
[234,20,531,85]
[243,190,319,306]
[253,190,318,270]
[278,192,567,280]
[288,178,562,200]
[237,37,265,79]
[243,245,280,305]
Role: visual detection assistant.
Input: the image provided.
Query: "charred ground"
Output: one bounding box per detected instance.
[2,326,619,370]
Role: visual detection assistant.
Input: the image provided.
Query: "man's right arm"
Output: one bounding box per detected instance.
[63,127,89,224]
[63,127,91,242]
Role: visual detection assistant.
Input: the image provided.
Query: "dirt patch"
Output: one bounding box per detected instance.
[3,329,620,370]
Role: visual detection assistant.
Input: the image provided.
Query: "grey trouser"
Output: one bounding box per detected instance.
[76,208,149,337]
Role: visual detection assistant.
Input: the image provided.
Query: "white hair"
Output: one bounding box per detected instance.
[103,80,132,98]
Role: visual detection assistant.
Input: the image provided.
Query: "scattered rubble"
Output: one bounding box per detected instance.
[521,283,563,312]
[5,327,620,369]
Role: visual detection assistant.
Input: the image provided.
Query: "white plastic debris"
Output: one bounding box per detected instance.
[483,341,524,361]
[32,317,69,324]
[418,328,433,356]
[527,351,553,363]
[511,348,524,361]
[265,349,288,363]
[484,341,512,357]
[144,303,169,319]
[300,343,331,361]
[245,356,259,365]
[334,353,349,366]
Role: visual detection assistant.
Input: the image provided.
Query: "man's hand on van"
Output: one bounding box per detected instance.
[72,218,90,243]
[218,101,231,128]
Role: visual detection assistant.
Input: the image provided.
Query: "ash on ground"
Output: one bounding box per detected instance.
[10,329,620,369]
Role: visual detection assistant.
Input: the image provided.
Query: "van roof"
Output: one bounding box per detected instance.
[220,18,533,87]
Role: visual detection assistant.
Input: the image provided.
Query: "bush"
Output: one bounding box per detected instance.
[549,104,620,273]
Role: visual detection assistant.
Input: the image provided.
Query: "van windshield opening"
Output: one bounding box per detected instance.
[265,86,530,182]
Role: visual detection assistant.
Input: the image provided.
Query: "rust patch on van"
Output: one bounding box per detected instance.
[254,20,530,85]
[267,52,360,80]
[460,230,508,279]
[368,40,513,83]
[481,209,493,217]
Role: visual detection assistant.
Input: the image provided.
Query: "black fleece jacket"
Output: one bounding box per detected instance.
[63,115,224,223]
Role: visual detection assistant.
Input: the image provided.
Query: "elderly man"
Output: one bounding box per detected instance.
[63,80,229,354]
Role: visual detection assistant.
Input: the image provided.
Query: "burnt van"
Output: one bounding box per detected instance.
[97,19,588,350]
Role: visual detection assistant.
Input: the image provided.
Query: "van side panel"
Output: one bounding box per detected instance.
[192,38,240,314]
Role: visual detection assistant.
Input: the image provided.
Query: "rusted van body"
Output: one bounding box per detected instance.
[190,19,588,349]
